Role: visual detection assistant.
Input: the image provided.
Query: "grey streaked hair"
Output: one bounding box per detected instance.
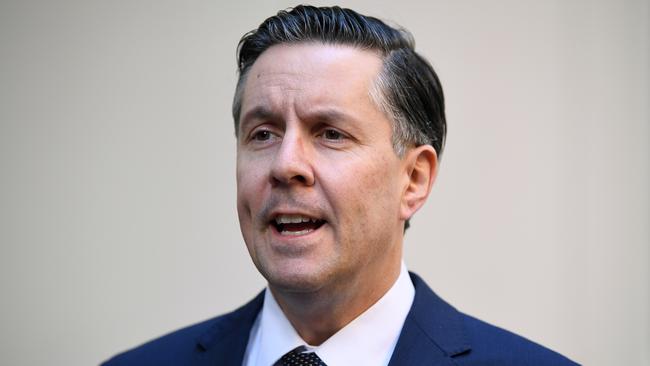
[232,5,446,158]
[233,5,447,230]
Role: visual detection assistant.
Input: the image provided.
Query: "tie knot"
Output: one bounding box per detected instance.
[277,346,327,366]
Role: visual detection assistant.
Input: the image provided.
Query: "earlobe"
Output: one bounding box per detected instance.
[400,145,438,221]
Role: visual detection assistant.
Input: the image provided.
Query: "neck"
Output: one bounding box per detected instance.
[270,253,403,346]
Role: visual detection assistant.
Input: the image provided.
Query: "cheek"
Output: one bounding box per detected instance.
[357,154,401,195]
[236,157,266,199]
[236,157,269,230]
[325,156,401,226]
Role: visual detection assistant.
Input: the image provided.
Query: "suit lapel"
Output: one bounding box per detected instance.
[195,291,265,366]
[193,273,469,366]
[388,273,471,366]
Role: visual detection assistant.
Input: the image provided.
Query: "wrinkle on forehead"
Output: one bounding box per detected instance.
[242,74,301,122]
[239,43,384,128]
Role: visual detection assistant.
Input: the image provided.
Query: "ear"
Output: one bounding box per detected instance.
[399,145,438,221]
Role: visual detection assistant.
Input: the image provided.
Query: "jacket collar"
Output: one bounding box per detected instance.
[195,272,471,366]
[196,291,265,366]
[388,272,471,365]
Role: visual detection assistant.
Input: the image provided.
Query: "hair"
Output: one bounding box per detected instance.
[233,5,447,229]
[233,5,446,156]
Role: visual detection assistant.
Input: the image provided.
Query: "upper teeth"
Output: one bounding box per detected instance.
[275,215,318,224]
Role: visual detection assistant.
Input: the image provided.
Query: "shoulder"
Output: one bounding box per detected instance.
[407,272,579,366]
[101,292,264,366]
[457,313,579,366]
[101,316,219,366]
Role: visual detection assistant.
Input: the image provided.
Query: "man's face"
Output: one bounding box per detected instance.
[236,43,409,293]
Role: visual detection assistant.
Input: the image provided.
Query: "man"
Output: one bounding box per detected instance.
[103,5,578,366]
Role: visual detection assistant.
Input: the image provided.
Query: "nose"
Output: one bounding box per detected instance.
[269,130,315,186]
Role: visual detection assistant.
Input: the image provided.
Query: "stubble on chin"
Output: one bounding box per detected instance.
[255,251,344,296]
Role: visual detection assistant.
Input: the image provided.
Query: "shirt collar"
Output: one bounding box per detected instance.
[253,263,415,366]
[253,285,305,366]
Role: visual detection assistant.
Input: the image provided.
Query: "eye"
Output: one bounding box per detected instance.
[322,129,344,141]
[251,129,273,141]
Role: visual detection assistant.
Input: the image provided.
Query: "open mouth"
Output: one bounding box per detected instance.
[271,214,326,236]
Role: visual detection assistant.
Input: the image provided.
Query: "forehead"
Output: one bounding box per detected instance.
[239,43,385,126]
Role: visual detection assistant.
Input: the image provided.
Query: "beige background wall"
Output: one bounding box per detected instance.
[1,1,648,365]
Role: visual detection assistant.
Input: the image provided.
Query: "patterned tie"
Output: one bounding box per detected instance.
[277,346,327,366]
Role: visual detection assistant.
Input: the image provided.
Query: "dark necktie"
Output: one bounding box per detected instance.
[276,346,327,366]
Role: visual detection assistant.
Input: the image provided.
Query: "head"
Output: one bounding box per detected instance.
[233,6,445,295]
[234,5,446,159]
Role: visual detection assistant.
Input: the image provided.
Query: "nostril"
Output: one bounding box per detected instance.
[268,146,315,186]
[270,173,308,186]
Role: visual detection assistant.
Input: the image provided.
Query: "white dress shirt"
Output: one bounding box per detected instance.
[242,263,415,366]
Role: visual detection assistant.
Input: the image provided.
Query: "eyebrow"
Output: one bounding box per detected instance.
[302,108,352,124]
[240,106,279,131]
[240,105,359,130]
[305,108,363,137]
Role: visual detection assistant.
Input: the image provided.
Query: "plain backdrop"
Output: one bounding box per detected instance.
[1,1,648,365]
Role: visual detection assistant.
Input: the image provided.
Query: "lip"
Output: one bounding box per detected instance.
[269,220,327,239]
[266,208,326,226]
[269,209,323,220]
[266,209,328,241]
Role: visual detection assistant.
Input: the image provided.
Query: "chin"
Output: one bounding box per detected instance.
[260,262,333,294]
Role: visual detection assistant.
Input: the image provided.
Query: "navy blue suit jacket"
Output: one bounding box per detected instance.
[102,273,579,365]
